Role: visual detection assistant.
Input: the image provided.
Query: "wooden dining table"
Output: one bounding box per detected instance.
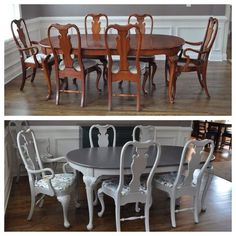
[39,34,185,103]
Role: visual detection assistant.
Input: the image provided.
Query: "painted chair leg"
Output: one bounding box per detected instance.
[170,197,176,227]
[144,202,150,231]
[135,202,140,212]
[97,189,105,217]
[27,192,36,221]
[115,201,121,231]
[193,195,200,224]
[20,67,27,91]
[57,195,71,228]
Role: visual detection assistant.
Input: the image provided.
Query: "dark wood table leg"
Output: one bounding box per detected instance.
[167,55,178,103]
[42,60,52,100]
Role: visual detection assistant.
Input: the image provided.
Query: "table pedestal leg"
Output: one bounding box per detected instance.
[83,175,97,230]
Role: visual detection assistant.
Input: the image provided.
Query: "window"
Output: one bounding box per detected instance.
[5,4,21,40]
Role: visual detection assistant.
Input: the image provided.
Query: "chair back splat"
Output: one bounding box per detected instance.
[97,140,161,231]
[89,124,116,147]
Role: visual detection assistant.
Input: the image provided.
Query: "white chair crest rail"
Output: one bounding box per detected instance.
[17,128,78,228]
[97,140,161,231]
[153,139,214,228]
[132,125,155,142]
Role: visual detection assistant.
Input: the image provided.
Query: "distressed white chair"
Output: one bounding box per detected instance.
[97,140,161,231]
[153,139,214,228]
[17,128,78,228]
[89,124,117,205]
[132,125,155,142]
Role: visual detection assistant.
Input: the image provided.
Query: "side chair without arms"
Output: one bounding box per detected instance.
[48,23,102,107]
[105,24,148,111]
[84,13,109,87]
[165,17,218,99]
[17,128,79,228]
[11,18,54,100]
[128,14,157,93]
[89,124,116,205]
[97,140,161,231]
[153,139,214,228]
[132,125,155,142]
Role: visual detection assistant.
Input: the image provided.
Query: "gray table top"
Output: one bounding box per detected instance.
[66,145,184,169]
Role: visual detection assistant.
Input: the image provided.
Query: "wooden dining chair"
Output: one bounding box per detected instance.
[97,140,161,231]
[17,128,78,228]
[128,14,157,93]
[105,24,148,111]
[85,13,109,86]
[47,23,102,107]
[165,17,218,99]
[11,18,54,99]
[153,139,214,228]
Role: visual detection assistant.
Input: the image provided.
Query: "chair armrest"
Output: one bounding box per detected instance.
[42,156,66,163]
[183,48,209,58]
[185,40,203,46]
[28,167,55,178]
[19,46,39,54]
[31,40,39,45]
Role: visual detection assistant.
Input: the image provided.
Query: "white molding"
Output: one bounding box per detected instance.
[4,15,228,84]
[155,126,192,146]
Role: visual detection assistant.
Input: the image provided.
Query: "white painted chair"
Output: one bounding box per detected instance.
[89,124,117,205]
[132,125,155,142]
[153,139,214,228]
[89,124,116,147]
[97,140,161,231]
[17,128,78,228]
[8,121,53,182]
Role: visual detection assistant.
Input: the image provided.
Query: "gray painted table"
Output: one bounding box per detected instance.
[66,145,213,230]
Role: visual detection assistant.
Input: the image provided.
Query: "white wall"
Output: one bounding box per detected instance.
[4,15,229,84]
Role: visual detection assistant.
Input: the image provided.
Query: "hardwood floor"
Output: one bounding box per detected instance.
[5,165,232,231]
[4,61,231,116]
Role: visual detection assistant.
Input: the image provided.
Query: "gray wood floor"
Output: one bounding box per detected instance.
[4,61,231,116]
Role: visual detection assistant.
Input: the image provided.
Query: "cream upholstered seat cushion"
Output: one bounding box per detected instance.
[24,53,54,64]
[111,61,147,74]
[101,176,147,197]
[34,173,76,193]
[59,58,98,71]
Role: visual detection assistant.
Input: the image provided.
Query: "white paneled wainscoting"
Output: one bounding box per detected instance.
[4,15,229,84]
